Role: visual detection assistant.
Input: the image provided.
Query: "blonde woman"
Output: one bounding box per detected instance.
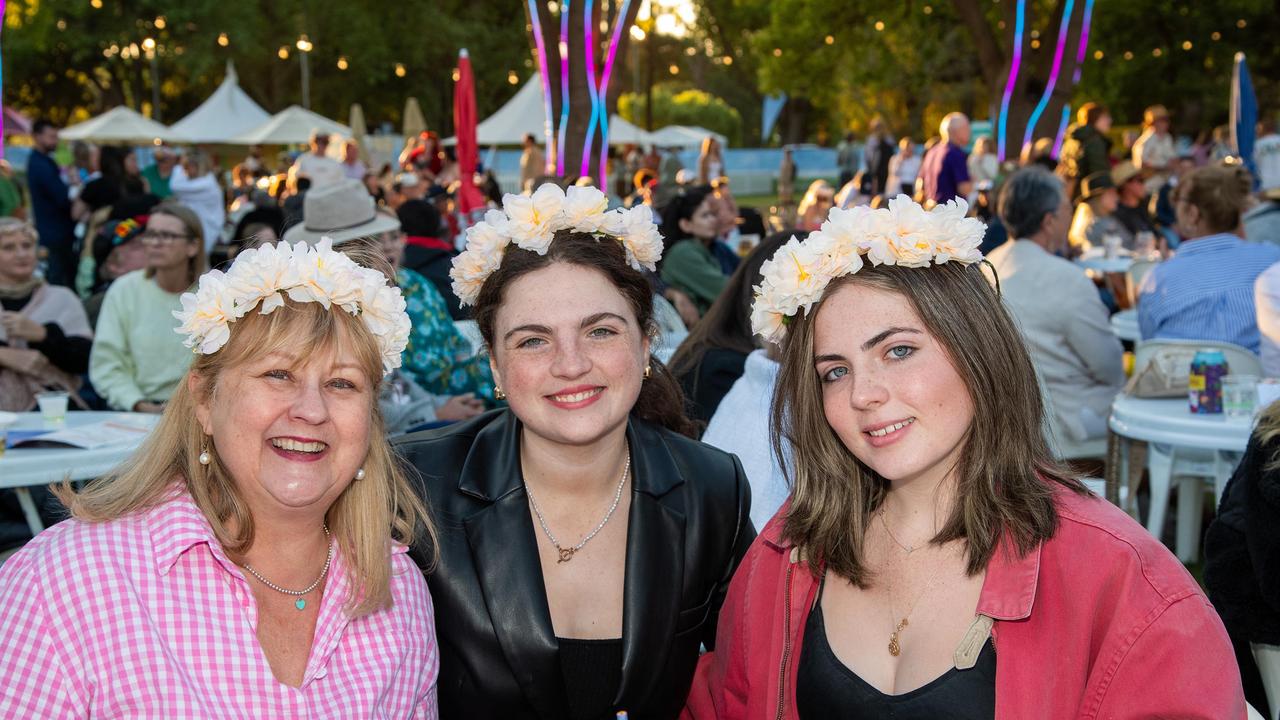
[89,201,206,412]
[796,180,835,231]
[0,240,439,717]
[686,197,1242,718]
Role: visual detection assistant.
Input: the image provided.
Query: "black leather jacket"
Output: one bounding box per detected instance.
[397,409,754,719]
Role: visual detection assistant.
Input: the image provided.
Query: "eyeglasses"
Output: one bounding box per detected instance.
[141,230,190,245]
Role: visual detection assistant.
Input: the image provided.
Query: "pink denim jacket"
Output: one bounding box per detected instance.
[684,488,1245,719]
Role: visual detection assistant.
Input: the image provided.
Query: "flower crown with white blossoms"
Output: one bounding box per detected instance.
[173,238,412,375]
[450,182,664,306]
[751,195,986,344]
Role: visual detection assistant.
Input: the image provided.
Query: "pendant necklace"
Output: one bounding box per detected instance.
[880,507,945,656]
[526,448,631,563]
[240,524,333,611]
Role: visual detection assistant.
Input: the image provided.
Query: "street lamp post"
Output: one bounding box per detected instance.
[142,37,161,121]
[296,35,314,110]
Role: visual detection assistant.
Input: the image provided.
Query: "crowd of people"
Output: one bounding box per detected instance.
[0,95,1277,717]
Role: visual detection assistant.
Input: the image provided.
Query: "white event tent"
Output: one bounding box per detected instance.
[60,106,172,144]
[648,124,728,150]
[445,73,659,147]
[230,105,351,145]
[168,63,270,144]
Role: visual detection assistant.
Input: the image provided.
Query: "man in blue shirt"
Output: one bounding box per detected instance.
[1138,164,1280,353]
[918,112,973,206]
[25,119,76,287]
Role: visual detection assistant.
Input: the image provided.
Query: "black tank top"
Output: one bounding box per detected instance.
[796,581,997,720]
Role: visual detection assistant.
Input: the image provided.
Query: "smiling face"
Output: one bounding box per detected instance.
[489,262,650,448]
[194,332,373,521]
[812,281,974,492]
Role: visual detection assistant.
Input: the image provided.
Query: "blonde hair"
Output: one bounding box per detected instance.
[1257,400,1280,471]
[146,200,209,286]
[56,298,433,617]
[772,262,1083,585]
[0,217,38,245]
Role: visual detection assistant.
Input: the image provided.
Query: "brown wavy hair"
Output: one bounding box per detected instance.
[472,230,697,438]
[771,260,1085,586]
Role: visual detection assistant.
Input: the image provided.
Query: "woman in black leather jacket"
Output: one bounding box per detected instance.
[398,189,754,720]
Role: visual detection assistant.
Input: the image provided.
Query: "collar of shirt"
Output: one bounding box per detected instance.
[1172,233,1244,258]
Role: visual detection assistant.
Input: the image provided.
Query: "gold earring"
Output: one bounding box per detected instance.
[643,365,652,380]
[494,386,506,400]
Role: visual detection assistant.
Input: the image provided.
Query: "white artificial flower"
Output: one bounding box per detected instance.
[173,269,235,354]
[505,183,566,253]
[928,198,986,264]
[603,205,664,271]
[879,195,935,268]
[757,234,831,315]
[563,185,611,233]
[749,289,792,345]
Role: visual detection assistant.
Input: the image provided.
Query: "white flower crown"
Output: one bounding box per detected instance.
[173,238,412,375]
[751,195,987,344]
[450,183,664,306]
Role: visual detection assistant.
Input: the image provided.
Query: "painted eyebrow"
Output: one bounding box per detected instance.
[503,313,628,343]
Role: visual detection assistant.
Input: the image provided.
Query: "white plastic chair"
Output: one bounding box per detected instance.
[1036,365,1109,461]
[1131,339,1259,561]
[1125,259,1158,307]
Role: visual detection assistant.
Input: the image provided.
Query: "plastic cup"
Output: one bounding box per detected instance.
[36,391,68,426]
[1223,375,1259,419]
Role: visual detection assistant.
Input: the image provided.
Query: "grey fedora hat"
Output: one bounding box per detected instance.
[282,178,400,246]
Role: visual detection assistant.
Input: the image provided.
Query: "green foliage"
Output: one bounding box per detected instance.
[618,86,743,145]
[2,0,531,132]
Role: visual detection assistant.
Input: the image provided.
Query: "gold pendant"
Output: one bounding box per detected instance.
[888,632,901,657]
[557,547,575,563]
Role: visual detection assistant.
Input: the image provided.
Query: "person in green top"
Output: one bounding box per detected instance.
[140,146,176,199]
[660,185,729,316]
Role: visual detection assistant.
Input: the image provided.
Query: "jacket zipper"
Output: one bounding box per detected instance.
[774,557,796,720]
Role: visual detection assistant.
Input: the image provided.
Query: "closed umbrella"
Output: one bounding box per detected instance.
[454,49,486,226]
[1231,52,1259,186]
[349,103,370,165]
[403,97,427,139]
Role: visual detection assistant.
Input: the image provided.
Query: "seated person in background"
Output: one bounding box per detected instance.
[660,185,730,316]
[397,198,464,320]
[84,217,150,328]
[797,179,836,231]
[1244,187,1280,247]
[168,150,225,255]
[1138,164,1280,353]
[1111,161,1157,237]
[989,168,1125,442]
[0,219,93,411]
[669,231,800,425]
[1068,171,1133,255]
[89,201,206,412]
[1205,401,1280,715]
[1256,261,1280,378]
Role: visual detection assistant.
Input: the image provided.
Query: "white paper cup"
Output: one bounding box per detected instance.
[36,391,69,426]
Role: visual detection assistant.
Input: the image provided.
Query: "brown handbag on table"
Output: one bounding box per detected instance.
[1123,345,1197,398]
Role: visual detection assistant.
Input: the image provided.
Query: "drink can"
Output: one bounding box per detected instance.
[1189,349,1229,414]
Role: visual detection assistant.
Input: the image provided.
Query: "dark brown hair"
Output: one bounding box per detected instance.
[1175,163,1252,235]
[473,231,697,438]
[772,261,1085,586]
[668,230,805,379]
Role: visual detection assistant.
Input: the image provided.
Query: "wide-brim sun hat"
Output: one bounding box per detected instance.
[282,178,400,246]
[1078,171,1117,202]
[1110,161,1141,187]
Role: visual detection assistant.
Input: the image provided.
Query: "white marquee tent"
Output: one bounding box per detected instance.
[230,105,351,145]
[169,63,270,144]
[60,106,172,144]
[445,73,660,147]
[647,124,728,150]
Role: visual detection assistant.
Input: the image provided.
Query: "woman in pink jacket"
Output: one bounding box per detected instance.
[684,197,1244,719]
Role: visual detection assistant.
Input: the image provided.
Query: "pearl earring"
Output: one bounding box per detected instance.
[198,445,211,466]
[355,467,366,481]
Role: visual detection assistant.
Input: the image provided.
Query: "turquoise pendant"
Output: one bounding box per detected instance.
[295,598,307,611]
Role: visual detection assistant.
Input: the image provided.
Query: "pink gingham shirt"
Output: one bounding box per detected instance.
[0,490,439,718]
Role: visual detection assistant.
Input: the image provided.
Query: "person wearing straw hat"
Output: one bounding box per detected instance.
[1111,160,1157,238]
[1068,170,1132,255]
[284,180,494,403]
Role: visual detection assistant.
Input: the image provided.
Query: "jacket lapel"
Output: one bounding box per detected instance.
[458,412,570,719]
[616,420,686,705]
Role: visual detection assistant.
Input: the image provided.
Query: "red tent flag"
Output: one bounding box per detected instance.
[453,49,486,222]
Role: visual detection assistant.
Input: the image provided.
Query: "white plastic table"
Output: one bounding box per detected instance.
[1110,309,1140,342]
[0,412,157,536]
[1075,249,1134,275]
[1108,395,1252,560]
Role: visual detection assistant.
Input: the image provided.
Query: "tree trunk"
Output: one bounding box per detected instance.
[525,0,642,181]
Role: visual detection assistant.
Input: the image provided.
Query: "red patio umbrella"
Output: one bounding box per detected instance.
[453,49,487,227]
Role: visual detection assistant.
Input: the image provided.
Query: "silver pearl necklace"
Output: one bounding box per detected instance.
[525,450,631,564]
[240,524,333,611]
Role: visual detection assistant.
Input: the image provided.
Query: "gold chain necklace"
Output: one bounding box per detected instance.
[880,508,948,656]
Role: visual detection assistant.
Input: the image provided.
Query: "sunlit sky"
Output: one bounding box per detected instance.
[642,0,698,38]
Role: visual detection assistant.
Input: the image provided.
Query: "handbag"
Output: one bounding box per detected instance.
[1124,345,1196,398]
